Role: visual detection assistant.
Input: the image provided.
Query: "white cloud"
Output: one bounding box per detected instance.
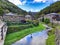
[33,0,47,3]
[30,9,39,12]
[22,0,26,5]
[30,9,33,12]
[8,0,26,5]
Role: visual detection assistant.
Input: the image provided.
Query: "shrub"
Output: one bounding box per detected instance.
[32,20,39,26]
[7,24,33,34]
[6,21,29,26]
[26,20,33,24]
[44,18,50,24]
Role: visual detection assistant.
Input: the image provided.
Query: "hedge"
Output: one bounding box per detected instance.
[7,24,34,34]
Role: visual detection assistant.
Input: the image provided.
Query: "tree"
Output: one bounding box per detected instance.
[37,1,60,16]
[0,7,4,16]
[44,18,50,24]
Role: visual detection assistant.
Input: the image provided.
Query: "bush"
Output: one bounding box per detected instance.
[0,7,4,16]
[6,21,30,26]
[44,18,50,24]
[32,20,39,26]
[7,24,33,34]
[26,20,33,24]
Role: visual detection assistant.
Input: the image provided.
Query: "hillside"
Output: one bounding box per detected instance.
[0,0,27,15]
[37,1,60,17]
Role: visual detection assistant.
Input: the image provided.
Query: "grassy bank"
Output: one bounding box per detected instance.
[46,28,55,45]
[7,24,34,34]
[4,23,45,45]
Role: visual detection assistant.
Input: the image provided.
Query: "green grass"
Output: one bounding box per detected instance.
[9,24,32,27]
[46,28,55,45]
[46,34,55,45]
[4,23,45,45]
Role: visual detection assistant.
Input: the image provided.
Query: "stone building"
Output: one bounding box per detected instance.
[25,15,33,20]
[44,13,60,24]
[0,13,34,23]
[44,13,60,21]
[3,15,25,22]
[3,13,25,22]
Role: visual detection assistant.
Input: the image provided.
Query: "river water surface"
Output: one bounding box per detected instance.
[12,30,48,45]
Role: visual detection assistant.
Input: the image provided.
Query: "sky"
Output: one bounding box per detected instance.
[8,0,58,12]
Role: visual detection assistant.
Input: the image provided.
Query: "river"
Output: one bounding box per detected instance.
[12,29,49,45]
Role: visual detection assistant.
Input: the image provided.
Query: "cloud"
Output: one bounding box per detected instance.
[22,0,27,5]
[8,0,26,5]
[30,9,39,12]
[33,0,47,3]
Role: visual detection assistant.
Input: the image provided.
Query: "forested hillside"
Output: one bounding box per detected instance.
[0,0,27,15]
[37,1,60,17]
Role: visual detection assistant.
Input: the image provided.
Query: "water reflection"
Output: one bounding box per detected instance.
[12,30,48,45]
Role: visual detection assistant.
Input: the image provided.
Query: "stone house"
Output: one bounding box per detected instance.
[25,15,34,20]
[44,13,60,21]
[39,13,60,23]
[0,13,34,23]
[44,13,60,23]
[3,15,25,22]
[3,13,25,22]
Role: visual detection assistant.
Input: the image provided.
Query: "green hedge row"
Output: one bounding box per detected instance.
[7,22,29,26]
[7,24,34,34]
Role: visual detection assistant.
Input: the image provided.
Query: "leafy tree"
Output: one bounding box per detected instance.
[0,7,4,16]
[0,0,27,15]
[44,18,50,24]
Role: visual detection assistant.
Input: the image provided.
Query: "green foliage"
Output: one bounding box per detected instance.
[32,20,39,26]
[0,7,4,15]
[7,24,33,34]
[44,18,50,24]
[46,28,55,45]
[37,1,60,17]
[0,0,27,15]
[26,20,33,24]
[7,21,27,26]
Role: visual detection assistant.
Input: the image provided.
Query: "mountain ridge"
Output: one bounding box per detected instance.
[0,0,27,15]
[37,1,60,17]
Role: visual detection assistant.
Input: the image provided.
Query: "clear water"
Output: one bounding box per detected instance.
[12,30,48,45]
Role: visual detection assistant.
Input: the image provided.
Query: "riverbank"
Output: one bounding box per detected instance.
[46,28,55,45]
[4,23,45,45]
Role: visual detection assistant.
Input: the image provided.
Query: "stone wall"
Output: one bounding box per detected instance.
[3,15,25,22]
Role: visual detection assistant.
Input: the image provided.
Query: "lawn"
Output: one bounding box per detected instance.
[4,23,45,45]
[8,24,32,27]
